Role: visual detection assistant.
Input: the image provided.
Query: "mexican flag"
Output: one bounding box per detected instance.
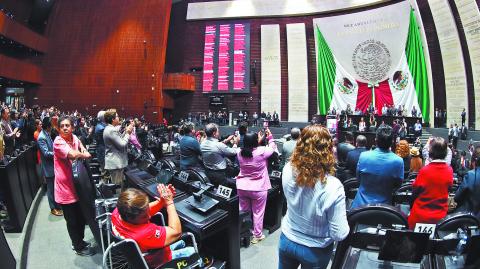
[315,9,430,122]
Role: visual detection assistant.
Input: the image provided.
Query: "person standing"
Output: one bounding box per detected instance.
[448,124,454,144]
[179,122,202,170]
[201,123,238,186]
[336,132,355,164]
[452,123,459,149]
[103,109,134,187]
[461,108,466,126]
[408,137,453,229]
[351,126,404,208]
[460,124,468,140]
[94,111,106,176]
[454,146,480,215]
[252,112,258,126]
[38,117,63,216]
[273,111,279,126]
[236,130,276,244]
[346,135,367,176]
[358,117,366,132]
[281,128,300,169]
[411,106,418,118]
[414,119,422,138]
[442,109,447,127]
[279,125,349,269]
[54,116,95,256]
[1,107,21,155]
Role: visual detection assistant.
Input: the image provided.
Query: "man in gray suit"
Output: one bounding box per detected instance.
[37,117,63,216]
[103,109,133,187]
[281,127,300,168]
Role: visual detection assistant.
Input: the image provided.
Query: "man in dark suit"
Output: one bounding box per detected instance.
[272,111,279,126]
[337,132,355,164]
[454,146,480,215]
[346,135,367,176]
[37,117,63,216]
[460,124,468,140]
[455,150,470,180]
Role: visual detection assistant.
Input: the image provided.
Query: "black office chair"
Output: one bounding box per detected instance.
[347,204,408,228]
[449,183,460,193]
[186,168,210,185]
[103,233,201,269]
[393,183,413,204]
[407,172,418,181]
[102,208,201,269]
[160,159,178,173]
[343,177,359,201]
[436,212,480,233]
[332,204,408,269]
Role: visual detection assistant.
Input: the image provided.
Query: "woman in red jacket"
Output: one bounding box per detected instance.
[408,137,453,229]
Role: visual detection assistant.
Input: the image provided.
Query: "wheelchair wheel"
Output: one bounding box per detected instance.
[102,243,133,269]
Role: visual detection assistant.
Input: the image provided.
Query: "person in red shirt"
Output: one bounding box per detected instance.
[112,185,195,268]
[408,137,453,229]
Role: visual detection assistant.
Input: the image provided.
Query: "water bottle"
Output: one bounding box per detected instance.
[454,228,468,259]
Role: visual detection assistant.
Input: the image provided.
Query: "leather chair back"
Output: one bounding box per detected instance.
[347,204,408,229]
[436,212,480,232]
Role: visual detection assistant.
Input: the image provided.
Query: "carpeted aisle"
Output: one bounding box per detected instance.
[26,195,101,269]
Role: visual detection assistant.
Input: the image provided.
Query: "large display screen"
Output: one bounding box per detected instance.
[202,23,250,93]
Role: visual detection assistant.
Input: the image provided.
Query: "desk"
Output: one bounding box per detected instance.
[339,225,432,269]
[264,180,284,233]
[342,247,429,269]
[0,157,27,232]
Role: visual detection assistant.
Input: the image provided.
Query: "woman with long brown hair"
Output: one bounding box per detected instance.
[396,140,411,173]
[278,125,349,269]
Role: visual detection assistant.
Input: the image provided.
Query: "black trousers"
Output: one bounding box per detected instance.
[61,202,87,250]
[45,176,60,210]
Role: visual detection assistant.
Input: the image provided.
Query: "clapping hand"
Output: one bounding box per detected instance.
[156,184,175,205]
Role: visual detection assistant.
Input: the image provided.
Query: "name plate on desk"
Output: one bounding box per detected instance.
[271,170,282,179]
[414,223,436,239]
[178,171,189,182]
[216,185,233,199]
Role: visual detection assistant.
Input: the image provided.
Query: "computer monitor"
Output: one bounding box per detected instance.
[378,230,429,263]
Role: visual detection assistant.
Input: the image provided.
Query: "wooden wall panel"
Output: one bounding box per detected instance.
[0,55,41,83]
[0,13,48,52]
[37,0,172,122]
[163,73,195,91]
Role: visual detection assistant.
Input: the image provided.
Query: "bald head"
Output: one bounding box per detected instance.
[356,135,367,147]
[290,127,300,140]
